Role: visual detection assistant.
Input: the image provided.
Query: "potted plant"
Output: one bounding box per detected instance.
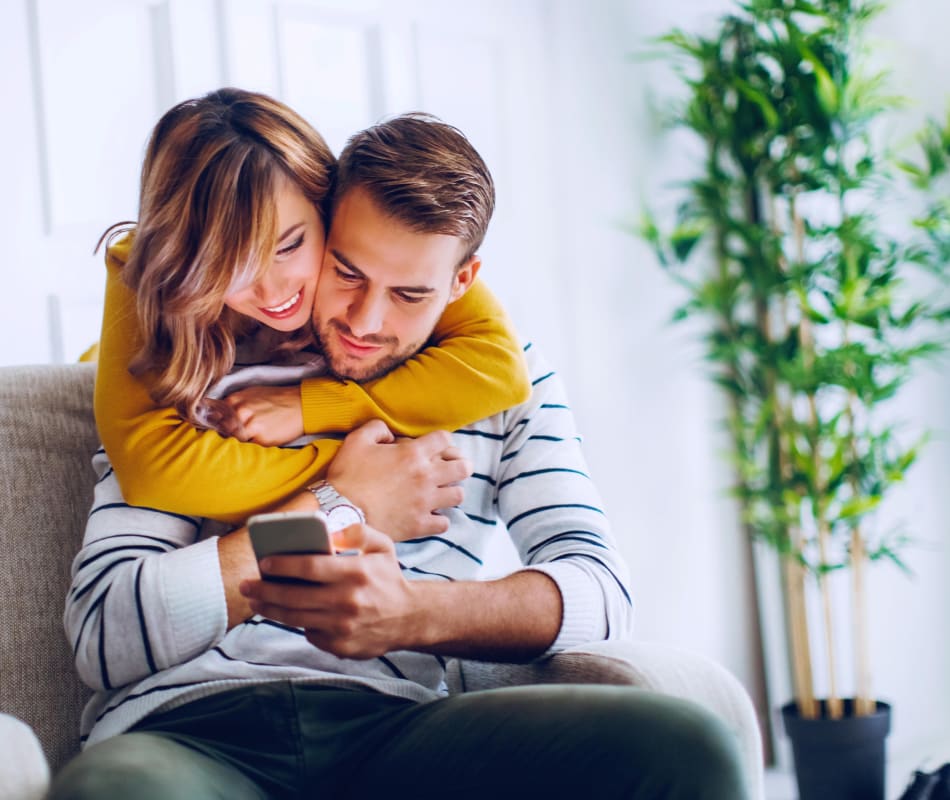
[639,1,950,797]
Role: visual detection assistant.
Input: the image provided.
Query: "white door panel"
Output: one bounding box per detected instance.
[0,0,565,365]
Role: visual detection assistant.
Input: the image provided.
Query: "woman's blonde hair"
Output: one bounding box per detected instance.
[103,87,335,423]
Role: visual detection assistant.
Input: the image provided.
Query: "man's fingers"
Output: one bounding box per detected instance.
[432,485,464,509]
[439,457,472,486]
[333,523,393,554]
[439,445,464,461]
[415,513,450,536]
[412,430,453,457]
[351,419,396,445]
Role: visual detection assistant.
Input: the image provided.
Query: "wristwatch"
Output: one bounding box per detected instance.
[309,480,365,533]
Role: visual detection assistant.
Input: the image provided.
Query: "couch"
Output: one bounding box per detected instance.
[0,363,765,800]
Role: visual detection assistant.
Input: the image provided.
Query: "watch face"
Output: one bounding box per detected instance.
[326,504,363,532]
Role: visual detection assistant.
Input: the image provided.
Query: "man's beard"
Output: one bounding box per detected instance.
[314,317,422,383]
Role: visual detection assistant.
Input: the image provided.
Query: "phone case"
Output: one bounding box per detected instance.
[247,510,333,561]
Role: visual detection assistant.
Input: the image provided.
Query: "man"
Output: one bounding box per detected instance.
[51,115,748,799]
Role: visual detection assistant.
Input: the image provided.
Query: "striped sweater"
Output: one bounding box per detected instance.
[66,343,634,748]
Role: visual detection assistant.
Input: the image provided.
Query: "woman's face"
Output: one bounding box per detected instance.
[223,177,326,332]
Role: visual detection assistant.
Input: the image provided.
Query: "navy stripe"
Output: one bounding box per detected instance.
[497,467,589,491]
[96,467,114,484]
[522,342,533,352]
[528,434,565,443]
[89,502,200,529]
[502,419,530,439]
[377,656,407,680]
[246,617,307,637]
[531,371,555,386]
[501,437,579,462]
[550,553,632,606]
[71,556,139,601]
[94,680,212,725]
[508,503,604,528]
[540,403,569,410]
[453,429,505,441]
[73,587,108,657]
[87,532,182,549]
[211,646,294,670]
[98,587,112,691]
[462,511,496,526]
[470,472,497,486]
[78,544,167,573]
[401,564,454,581]
[400,536,483,566]
[527,532,607,556]
[134,562,158,675]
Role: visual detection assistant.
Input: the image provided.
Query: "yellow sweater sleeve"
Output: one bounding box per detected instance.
[95,237,529,524]
[94,237,340,525]
[298,278,530,434]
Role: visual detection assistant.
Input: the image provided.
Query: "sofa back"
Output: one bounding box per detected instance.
[0,364,98,772]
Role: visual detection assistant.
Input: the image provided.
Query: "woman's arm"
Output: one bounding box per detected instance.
[94,239,339,524]
[296,278,530,435]
[95,237,528,523]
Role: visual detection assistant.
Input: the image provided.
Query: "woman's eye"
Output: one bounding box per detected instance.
[277,235,304,256]
[396,292,425,304]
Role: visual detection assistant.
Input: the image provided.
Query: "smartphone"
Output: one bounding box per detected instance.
[247,510,334,563]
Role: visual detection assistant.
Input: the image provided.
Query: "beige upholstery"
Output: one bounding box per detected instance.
[0,364,764,800]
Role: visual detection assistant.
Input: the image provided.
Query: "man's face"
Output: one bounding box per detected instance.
[313,187,479,382]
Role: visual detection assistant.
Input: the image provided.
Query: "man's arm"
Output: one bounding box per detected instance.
[493,345,634,652]
[240,523,563,662]
[242,345,633,662]
[69,424,473,690]
[66,450,227,691]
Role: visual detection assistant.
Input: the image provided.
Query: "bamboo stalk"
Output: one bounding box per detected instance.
[851,528,874,715]
[842,327,874,717]
[766,188,821,719]
[785,538,818,718]
[791,188,843,719]
[816,516,843,719]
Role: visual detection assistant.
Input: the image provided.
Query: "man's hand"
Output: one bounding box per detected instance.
[221,385,305,446]
[328,420,472,541]
[238,523,563,662]
[239,524,421,659]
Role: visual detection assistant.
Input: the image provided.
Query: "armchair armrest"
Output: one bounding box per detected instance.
[0,713,51,800]
[449,640,764,800]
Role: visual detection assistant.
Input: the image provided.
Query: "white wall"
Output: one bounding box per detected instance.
[2,0,949,790]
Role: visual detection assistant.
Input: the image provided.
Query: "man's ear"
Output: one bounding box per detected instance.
[449,254,481,302]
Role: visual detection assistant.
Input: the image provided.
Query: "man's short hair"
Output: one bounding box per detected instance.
[333,113,495,265]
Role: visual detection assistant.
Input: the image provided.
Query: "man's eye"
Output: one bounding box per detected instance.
[396,292,425,304]
[277,235,304,256]
[336,268,361,283]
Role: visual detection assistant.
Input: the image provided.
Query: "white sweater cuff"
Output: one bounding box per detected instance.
[522,562,607,654]
[157,536,228,664]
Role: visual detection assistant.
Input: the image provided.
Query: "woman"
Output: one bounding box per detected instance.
[95,88,528,523]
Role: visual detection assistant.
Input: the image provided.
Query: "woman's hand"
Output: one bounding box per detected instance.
[222,385,305,445]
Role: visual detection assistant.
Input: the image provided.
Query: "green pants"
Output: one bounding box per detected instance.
[49,682,748,799]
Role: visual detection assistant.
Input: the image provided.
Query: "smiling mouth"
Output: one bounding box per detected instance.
[260,290,303,318]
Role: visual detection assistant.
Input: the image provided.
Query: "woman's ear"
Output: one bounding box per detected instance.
[449,254,481,302]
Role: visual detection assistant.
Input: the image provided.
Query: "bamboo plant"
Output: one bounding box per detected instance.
[642,0,950,719]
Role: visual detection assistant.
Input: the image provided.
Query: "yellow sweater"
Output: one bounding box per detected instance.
[95,235,529,524]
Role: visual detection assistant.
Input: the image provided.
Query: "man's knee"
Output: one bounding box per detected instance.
[647,697,749,800]
[48,733,210,800]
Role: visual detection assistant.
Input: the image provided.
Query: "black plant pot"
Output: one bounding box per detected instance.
[782,699,891,800]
